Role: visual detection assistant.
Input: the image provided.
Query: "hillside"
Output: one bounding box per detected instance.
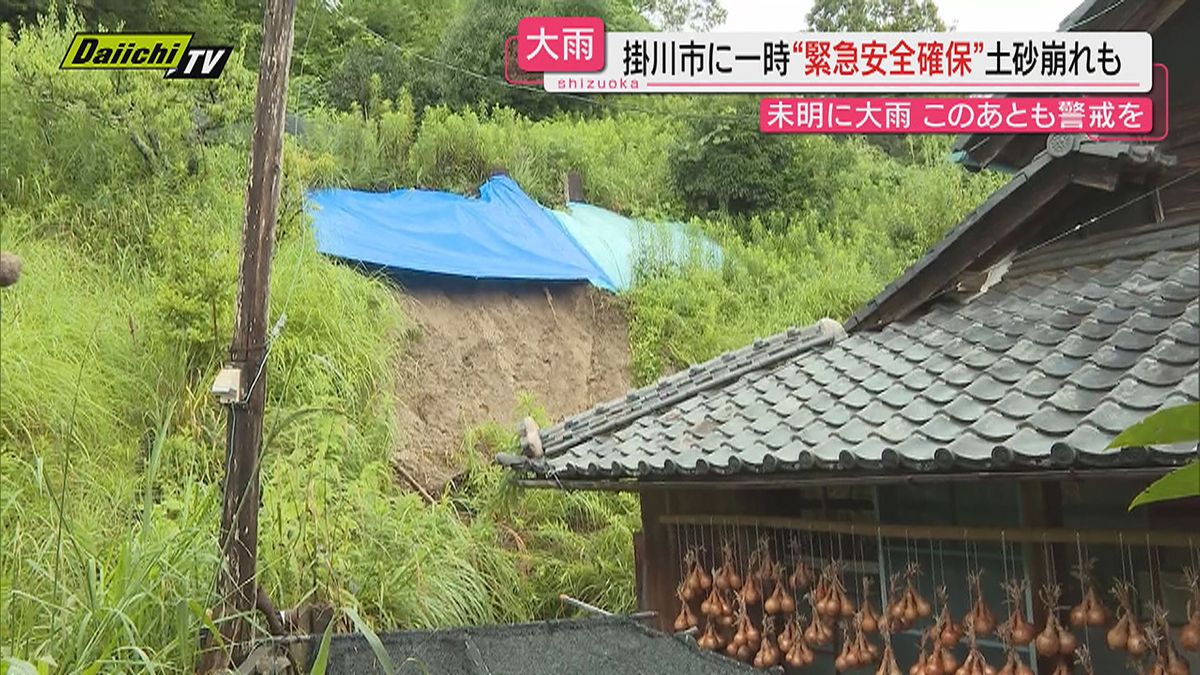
[0,7,1005,670]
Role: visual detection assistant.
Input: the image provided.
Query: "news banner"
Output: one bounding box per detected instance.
[510,18,1165,139]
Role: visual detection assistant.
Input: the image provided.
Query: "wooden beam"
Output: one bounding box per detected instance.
[640,489,675,633]
[656,514,1198,548]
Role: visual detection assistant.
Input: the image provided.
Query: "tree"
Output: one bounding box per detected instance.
[669,104,797,217]
[635,0,726,31]
[806,0,945,32]
[431,0,651,119]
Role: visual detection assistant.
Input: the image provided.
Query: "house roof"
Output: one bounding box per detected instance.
[309,616,757,675]
[848,141,1175,332]
[504,218,1197,483]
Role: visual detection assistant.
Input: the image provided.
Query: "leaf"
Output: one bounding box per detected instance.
[345,607,397,675]
[308,619,336,675]
[2,658,39,675]
[1107,403,1200,449]
[1128,461,1200,510]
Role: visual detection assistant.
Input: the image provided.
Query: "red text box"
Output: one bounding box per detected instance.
[517,17,605,72]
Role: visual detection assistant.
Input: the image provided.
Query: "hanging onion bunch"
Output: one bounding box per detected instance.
[753,616,782,669]
[1035,584,1077,659]
[1108,580,1150,656]
[697,619,726,651]
[817,560,856,622]
[742,540,771,607]
[790,538,815,591]
[963,571,997,637]
[910,633,933,675]
[911,596,960,675]
[887,573,907,632]
[765,562,798,616]
[1069,558,1111,629]
[1146,604,1191,675]
[673,581,700,631]
[1001,579,1035,647]
[779,613,800,653]
[784,612,816,668]
[701,572,736,628]
[715,541,744,592]
[852,614,881,668]
[1182,567,1200,653]
[919,628,959,675]
[889,563,932,631]
[805,590,835,646]
[996,624,1034,675]
[725,596,761,663]
[680,549,702,602]
[954,625,997,675]
[909,630,959,675]
[935,586,964,648]
[876,627,903,675]
[837,619,880,673]
[752,537,775,584]
[912,607,960,672]
[995,650,1034,675]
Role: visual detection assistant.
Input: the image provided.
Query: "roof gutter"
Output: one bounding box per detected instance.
[513,466,1177,492]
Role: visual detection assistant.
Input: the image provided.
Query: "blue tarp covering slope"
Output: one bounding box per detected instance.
[308,176,616,290]
[551,203,722,291]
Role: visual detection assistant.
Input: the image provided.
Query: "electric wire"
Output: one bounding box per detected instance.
[328,6,763,124]
[1010,167,1200,263]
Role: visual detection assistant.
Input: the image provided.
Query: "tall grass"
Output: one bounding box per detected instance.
[1,12,640,672]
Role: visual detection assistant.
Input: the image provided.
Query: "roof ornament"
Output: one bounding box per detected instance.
[1046,134,1082,158]
[815,317,847,341]
[519,416,544,459]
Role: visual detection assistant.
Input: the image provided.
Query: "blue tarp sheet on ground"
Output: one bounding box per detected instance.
[551,203,722,291]
[308,176,617,290]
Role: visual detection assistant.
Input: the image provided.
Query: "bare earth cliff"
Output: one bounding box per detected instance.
[392,281,631,491]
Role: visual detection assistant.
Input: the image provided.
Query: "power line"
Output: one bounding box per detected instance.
[328,9,755,123]
[1011,166,1200,262]
[1060,0,1132,30]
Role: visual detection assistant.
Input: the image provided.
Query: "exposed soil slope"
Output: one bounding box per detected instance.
[392,280,630,491]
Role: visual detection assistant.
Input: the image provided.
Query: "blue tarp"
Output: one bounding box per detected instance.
[308,176,617,290]
[551,203,722,290]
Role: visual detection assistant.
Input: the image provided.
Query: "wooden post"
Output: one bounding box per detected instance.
[200,0,297,670]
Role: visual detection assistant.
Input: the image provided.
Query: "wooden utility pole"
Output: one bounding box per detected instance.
[199,0,297,670]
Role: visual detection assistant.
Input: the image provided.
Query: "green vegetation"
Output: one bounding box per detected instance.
[0,13,639,671]
[1,1,1004,672]
[1108,403,1200,509]
[629,131,1002,382]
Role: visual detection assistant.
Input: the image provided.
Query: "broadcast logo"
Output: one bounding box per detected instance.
[60,33,232,79]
